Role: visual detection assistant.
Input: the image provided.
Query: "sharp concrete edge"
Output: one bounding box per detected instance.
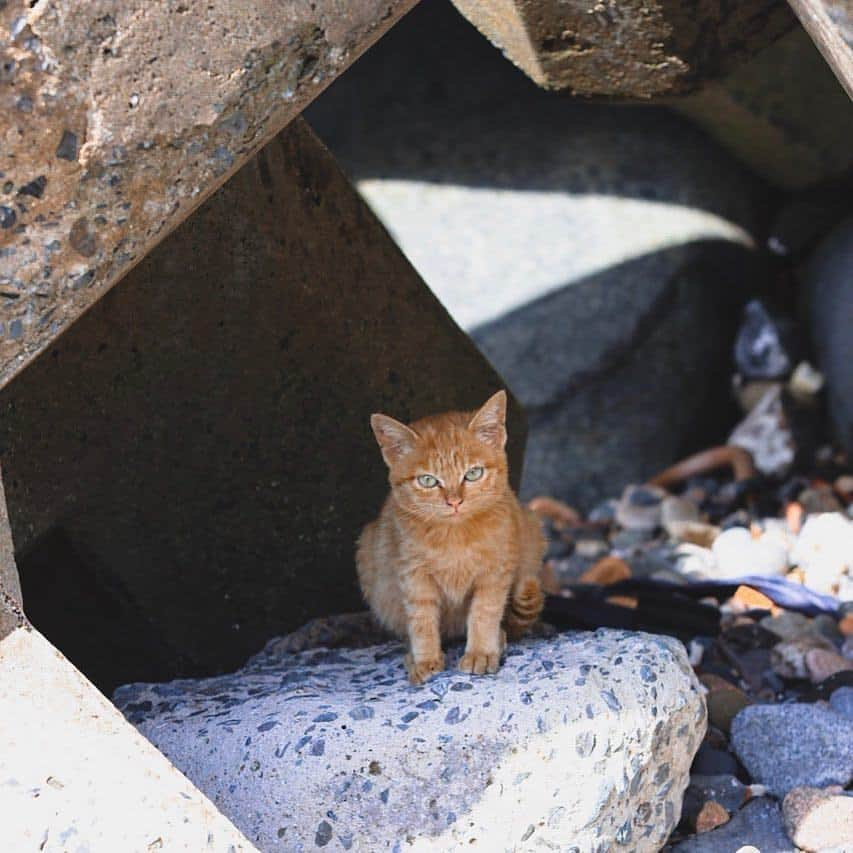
[0,463,23,640]
[0,0,418,388]
[0,623,259,850]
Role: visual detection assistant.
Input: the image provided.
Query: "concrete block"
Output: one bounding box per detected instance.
[0,0,417,386]
[0,119,521,689]
[450,0,794,97]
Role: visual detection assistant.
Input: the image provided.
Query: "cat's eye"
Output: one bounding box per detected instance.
[464,466,484,482]
[417,474,438,488]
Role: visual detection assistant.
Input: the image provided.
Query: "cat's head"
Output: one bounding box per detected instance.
[369,391,510,521]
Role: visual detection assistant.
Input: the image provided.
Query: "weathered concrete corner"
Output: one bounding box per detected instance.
[450,0,795,97]
[0,0,417,387]
[0,625,257,851]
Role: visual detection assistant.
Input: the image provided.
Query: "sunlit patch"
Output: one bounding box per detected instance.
[357,180,755,330]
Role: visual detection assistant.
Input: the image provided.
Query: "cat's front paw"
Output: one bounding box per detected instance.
[405,652,446,685]
[459,649,502,676]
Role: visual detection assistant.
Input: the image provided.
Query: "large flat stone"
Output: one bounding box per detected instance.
[730,703,853,798]
[449,0,794,97]
[807,217,853,454]
[0,0,417,387]
[115,616,706,851]
[0,118,522,690]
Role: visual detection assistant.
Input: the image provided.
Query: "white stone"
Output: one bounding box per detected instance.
[791,513,853,593]
[115,618,706,852]
[711,527,788,579]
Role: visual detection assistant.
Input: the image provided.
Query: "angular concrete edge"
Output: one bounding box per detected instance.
[0,625,259,851]
[787,0,853,98]
[450,0,795,97]
[0,0,418,387]
[1,466,253,848]
[0,464,23,639]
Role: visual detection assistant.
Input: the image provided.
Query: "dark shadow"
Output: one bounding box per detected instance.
[17,529,181,694]
[472,239,762,506]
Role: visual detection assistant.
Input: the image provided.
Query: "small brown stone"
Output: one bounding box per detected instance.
[700,675,752,733]
[804,647,853,684]
[783,786,853,851]
[579,556,631,586]
[604,595,638,609]
[695,800,730,833]
[834,474,853,503]
[771,634,837,680]
[732,585,776,613]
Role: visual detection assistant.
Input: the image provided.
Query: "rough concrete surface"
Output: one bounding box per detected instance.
[0,0,417,387]
[0,118,523,687]
[0,464,21,608]
[674,27,853,190]
[115,617,706,852]
[450,0,795,97]
[0,625,257,852]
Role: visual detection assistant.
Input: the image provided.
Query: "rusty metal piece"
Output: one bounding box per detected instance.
[649,445,757,489]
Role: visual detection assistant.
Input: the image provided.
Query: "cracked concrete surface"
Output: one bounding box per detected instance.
[0,0,416,387]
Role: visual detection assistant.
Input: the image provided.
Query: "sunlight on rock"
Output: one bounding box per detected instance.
[357,180,756,330]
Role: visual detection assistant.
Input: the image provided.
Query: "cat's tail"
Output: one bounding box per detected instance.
[505,575,544,640]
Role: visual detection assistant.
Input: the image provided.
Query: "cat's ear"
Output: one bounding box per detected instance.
[370,413,419,467]
[468,390,507,449]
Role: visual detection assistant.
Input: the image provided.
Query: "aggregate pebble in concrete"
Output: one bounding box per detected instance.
[115,619,706,851]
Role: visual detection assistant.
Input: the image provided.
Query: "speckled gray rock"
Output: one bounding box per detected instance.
[115,618,706,852]
[668,798,795,852]
[731,703,853,798]
[831,687,853,720]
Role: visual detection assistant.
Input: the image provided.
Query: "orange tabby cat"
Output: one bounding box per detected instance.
[356,390,545,685]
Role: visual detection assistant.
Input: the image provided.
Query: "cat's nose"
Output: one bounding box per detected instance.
[446,496,463,510]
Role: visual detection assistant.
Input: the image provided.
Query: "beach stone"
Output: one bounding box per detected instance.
[730,704,853,798]
[115,619,706,852]
[805,648,853,684]
[791,513,853,594]
[771,634,839,680]
[761,611,813,642]
[616,484,667,531]
[701,680,751,734]
[669,798,794,852]
[687,775,751,816]
[782,786,853,852]
[711,527,788,579]
[662,496,702,539]
[830,686,853,720]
